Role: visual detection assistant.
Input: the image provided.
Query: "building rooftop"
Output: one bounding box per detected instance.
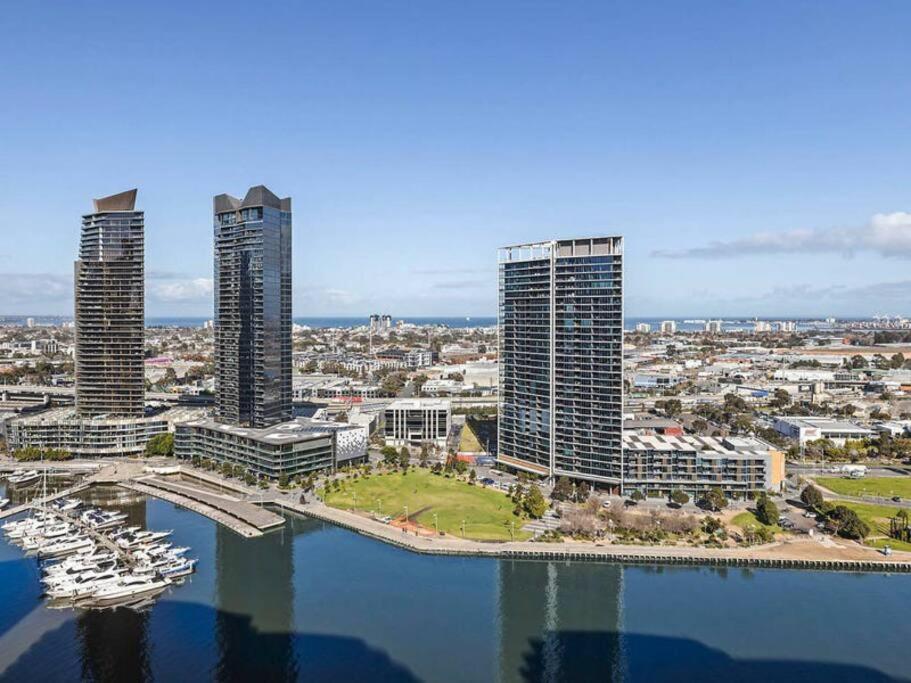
[180,416,363,445]
[386,398,451,410]
[623,433,772,459]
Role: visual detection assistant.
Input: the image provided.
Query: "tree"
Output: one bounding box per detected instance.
[145,433,174,457]
[523,485,548,519]
[399,446,410,467]
[381,446,399,465]
[700,487,728,512]
[629,489,646,503]
[827,505,870,539]
[755,494,779,526]
[663,399,682,418]
[278,473,290,489]
[800,485,824,510]
[670,489,690,507]
[850,354,868,369]
[551,476,574,502]
[468,468,477,485]
[419,445,430,467]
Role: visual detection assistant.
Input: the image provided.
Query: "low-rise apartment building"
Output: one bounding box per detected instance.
[622,434,785,497]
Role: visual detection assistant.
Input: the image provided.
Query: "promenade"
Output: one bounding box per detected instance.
[273,497,911,573]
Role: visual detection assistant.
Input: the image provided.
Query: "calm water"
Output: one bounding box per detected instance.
[0,489,908,682]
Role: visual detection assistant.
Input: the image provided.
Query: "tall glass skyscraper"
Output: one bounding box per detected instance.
[498,237,624,488]
[74,189,145,417]
[213,186,292,428]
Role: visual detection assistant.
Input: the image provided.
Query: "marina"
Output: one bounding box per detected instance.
[0,473,198,611]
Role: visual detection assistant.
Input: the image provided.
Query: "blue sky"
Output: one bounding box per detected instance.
[3,1,911,318]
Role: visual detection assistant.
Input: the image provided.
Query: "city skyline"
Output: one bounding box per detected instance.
[3,2,911,319]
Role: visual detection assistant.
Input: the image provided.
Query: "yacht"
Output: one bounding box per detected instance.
[91,576,171,606]
[157,558,197,579]
[51,498,81,513]
[48,569,127,600]
[117,530,172,548]
[7,470,40,487]
[37,536,94,559]
[0,498,10,510]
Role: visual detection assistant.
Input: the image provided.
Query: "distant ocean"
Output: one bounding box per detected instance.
[0,314,865,331]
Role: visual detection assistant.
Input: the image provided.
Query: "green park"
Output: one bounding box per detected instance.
[321,468,533,541]
[815,476,911,500]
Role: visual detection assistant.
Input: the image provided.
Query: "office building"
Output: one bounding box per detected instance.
[213,186,292,428]
[175,417,368,479]
[75,189,145,417]
[383,398,451,447]
[497,237,623,485]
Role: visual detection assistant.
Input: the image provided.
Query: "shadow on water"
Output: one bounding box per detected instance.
[518,630,905,683]
[1,600,421,683]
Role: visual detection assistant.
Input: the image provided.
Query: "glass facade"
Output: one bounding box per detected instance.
[213,186,292,428]
[498,237,624,486]
[74,189,145,418]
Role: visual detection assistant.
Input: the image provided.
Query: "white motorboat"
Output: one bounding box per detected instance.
[7,470,40,487]
[47,569,127,599]
[91,577,170,606]
[51,498,81,513]
[37,537,94,559]
[117,530,172,548]
[0,498,9,510]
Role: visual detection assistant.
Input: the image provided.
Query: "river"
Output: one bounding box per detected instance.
[0,488,907,682]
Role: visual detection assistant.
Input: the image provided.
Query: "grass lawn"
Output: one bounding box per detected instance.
[731,510,781,533]
[826,501,911,552]
[815,476,911,500]
[458,422,483,453]
[322,468,531,541]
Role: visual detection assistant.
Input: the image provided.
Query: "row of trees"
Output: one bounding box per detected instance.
[12,447,71,462]
[510,483,547,518]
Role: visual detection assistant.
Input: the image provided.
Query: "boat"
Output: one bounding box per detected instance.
[157,558,197,579]
[7,470,40,487]
[47,569,127,600]
[37,536,94,559]
[51,498,81,513]
[0,498,9,510]
[117,530,172,548]
[90,577,171,606]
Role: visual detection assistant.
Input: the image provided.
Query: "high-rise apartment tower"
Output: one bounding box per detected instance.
[497,237,624,487]
[213,185,292,428]
[74,189,145,417]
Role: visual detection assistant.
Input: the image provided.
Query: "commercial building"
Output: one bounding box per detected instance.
[175,417,368,479]
[623,433,785,497]
[213,185,292,428]
[773,416,874,445]
[75,189,145,417]
[497,237,624,485]
[383,398,451,447]
[632,373,684,390]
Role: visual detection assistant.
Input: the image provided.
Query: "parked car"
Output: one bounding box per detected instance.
[480,477,496,486]
[892,496,902,502]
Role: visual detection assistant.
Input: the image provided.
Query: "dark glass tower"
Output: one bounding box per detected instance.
[213,186,292,428]
[74,189,145,417]
[498,237,624,488]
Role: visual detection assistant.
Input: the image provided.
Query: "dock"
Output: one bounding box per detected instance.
[122,476,285,538]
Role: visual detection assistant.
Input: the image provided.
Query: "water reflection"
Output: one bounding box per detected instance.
[214,521,298,681]
[497,561,623,683]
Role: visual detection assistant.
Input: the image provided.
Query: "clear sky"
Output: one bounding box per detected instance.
[3,1,911,319]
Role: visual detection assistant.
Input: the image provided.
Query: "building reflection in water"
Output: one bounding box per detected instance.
[214,518,299,681]
[75,487,152,682]
[496,560,624,683]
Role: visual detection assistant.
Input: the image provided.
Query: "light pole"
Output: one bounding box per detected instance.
[353,491,358,511]
[433,513,438,533]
